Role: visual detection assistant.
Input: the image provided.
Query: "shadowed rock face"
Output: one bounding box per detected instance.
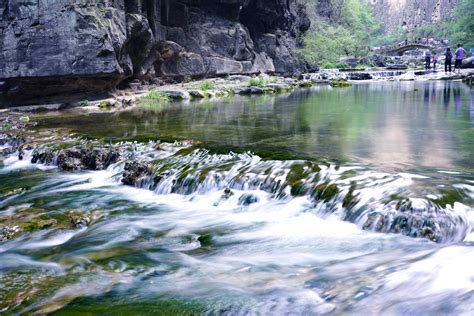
[0,0,310,106]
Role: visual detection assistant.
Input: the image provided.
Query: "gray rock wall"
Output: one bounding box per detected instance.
[0,0,310,106]
[369,0,459,34]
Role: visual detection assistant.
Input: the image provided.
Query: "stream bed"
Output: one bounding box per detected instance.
[1,81,473,315]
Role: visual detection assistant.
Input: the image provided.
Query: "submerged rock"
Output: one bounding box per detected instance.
[0,208,94,241]
[213,188,235,206]
[0,226,21,241]
[359,199,469,243]
[238,193,259,206]
[197,233,213,247]
[69,212,92,228]
[330,79,352,87]
[222,188,235,200]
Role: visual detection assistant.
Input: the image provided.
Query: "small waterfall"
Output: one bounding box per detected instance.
[2,136,471,243]
[123,148,472,243]
[370,70,405,79]
[301,70,405,81]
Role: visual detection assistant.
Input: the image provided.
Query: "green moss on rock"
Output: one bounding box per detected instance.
[312,183,340,202]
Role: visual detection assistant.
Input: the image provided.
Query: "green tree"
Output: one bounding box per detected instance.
[299,0,380,65]
[450,0,474,48]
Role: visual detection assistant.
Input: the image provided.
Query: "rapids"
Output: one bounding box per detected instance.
[0,81,473,314]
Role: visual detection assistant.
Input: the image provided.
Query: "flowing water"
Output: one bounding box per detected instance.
[1,81,473,315]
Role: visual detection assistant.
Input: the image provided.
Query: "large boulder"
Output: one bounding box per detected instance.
[461,56,474,69]
[0,1,161,107]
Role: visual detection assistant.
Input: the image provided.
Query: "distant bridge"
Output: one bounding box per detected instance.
[382,44,434,56]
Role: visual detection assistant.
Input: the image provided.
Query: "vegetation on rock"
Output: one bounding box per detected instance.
[299,0,380,65]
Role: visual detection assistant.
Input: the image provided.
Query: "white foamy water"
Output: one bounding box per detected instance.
[0,140,473,314]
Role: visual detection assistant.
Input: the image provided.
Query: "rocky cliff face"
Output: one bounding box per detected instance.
[369,0,459,34]
[0,0,309,106]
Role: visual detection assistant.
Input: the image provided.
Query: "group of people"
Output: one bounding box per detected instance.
[424,44,467,72]
[444,45,466,72]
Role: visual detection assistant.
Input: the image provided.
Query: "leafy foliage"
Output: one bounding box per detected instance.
[199,80,216,91]
[139,90,171,103]
[299,0,473,66]
[248,76,269,87]
[299,0,380,65]
[448,0,474,48]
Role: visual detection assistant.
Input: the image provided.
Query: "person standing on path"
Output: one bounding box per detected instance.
[425,51,431,70]
[432,52,438,71]
[445,48,452,72]
[455,44,466,72]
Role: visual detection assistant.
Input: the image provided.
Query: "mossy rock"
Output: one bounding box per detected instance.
[174,146,198,157]
[299,80,313,88]
[342,182,359,209]
[429,188,465,208]
[0,208,93,241]
[312,183,340,202]
[286,164,306,185]
[290,181,309,196]
[197,233,213,246]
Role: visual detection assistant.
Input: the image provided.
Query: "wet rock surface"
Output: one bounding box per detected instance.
[0,207,94,241]
[32,147,122,171]
[0,0,309,107]
[122,161,153,187]
[0,112,36,155]
[360,199,469,243]
[238,193,259,206]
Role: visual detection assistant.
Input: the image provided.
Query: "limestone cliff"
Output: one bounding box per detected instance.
[369,0,459,34]
[0,0,310,106]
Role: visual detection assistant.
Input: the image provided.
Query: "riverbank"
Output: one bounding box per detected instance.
[3,68,473,113]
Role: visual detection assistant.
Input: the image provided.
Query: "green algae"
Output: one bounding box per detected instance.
[50,297,210,316]
[429,188,466,208]
[0,208,93,241]
[286,164,306,185]
[312,183,340,202]
[342,182,359,209]
[174,146,198,157]
[197,233,213,246]
[330,79,352,87]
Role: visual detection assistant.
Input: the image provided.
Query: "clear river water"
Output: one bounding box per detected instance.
[1,81,473,315]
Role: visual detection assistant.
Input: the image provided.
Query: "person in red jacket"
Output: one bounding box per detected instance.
[432,53,438,70]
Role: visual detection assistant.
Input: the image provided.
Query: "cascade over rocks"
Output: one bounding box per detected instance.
[0,0,310,106]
